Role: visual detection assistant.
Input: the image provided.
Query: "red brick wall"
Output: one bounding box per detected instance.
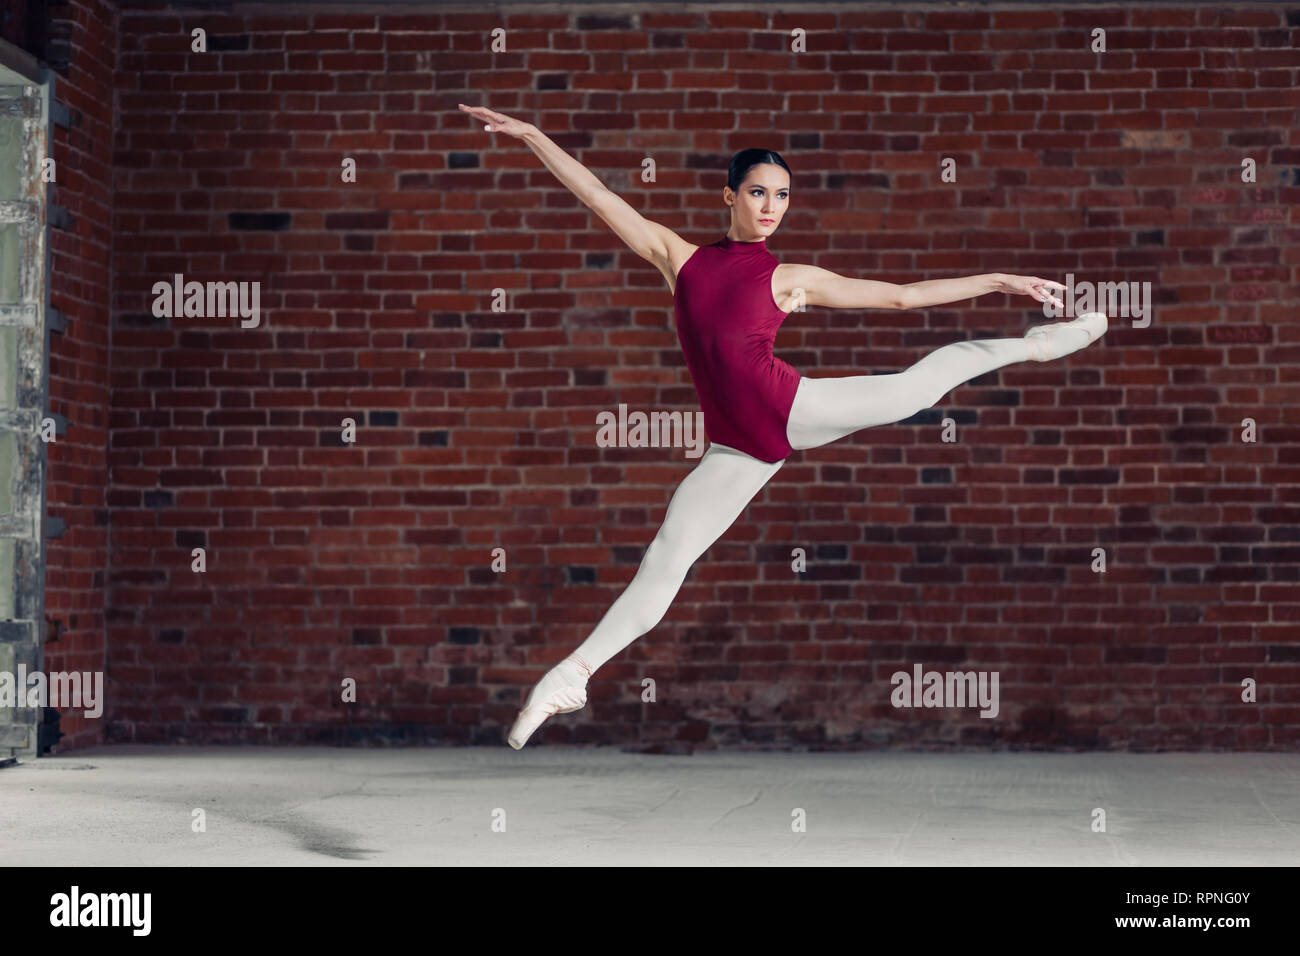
[96,4,1299,749]
[42,0,118,751]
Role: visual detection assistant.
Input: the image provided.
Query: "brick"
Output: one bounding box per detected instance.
[29,0,1299,753]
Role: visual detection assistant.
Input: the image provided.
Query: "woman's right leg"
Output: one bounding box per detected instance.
[508,441,784,748]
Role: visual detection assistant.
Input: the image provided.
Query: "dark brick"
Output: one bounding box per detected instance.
[907,408,978,425]
[228,212,291,231]
[1252,546,1300,562]
[577,15,633,29]
[208,35,250,51]
[176,530,206,548]
[1106,646,1167,664]
[911,644,968,662]
[1060,468,1120,484]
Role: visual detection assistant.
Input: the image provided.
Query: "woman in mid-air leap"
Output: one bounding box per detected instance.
[456,104,1107,750]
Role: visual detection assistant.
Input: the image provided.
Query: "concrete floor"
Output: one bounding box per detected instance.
[0,746,1296,865]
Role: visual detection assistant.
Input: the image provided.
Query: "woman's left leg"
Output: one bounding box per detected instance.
[785,312,1107,450]
[785,337,1032,450]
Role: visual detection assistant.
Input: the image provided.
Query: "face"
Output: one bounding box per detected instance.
[725,163,790,239]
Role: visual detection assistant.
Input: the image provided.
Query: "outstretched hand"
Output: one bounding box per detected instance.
[458,103,535,140]
[995,274,1065,309]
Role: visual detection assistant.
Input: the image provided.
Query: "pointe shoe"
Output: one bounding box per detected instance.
[1024,311,1107,361]
[507,656,592,750]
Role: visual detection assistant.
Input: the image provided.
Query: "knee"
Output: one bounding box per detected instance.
[642,533,667,563]
[901,372,946,416]
[640,534,690,580]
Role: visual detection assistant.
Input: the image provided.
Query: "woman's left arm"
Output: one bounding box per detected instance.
[791,265,1064,311]
[901,273,1064,310]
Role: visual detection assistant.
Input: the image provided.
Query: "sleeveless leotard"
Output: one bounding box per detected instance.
[672,235,803,463]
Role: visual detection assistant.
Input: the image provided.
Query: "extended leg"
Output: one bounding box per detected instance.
[785,313,1106,451]
[785,338,1028,450]
[507,441,784,748]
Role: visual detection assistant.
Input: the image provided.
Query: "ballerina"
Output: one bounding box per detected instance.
[455,104,1107,749]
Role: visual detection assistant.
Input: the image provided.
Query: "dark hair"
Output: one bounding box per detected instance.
[726,149,791,193]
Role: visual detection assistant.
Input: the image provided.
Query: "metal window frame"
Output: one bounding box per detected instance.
[0,37,52,764]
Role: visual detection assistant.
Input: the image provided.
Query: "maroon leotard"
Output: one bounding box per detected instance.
[672,235,803,463]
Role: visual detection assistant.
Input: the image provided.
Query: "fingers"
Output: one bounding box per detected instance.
[1022,276,1065,308]
[459,104,507,123]
[458,104,494,124]
[1038,279,1065,307]
[457,104,517,134]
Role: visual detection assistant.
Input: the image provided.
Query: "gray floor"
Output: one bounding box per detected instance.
[1,746,1296,865]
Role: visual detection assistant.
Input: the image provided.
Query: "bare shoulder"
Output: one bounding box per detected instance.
[665,232,699,278]
[772,261,825,303]
[655,228,700,295]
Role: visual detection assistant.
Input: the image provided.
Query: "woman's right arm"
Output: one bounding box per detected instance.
[458,104,691,277]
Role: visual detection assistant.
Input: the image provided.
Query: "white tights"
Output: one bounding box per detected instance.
[566,335,1033,675]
